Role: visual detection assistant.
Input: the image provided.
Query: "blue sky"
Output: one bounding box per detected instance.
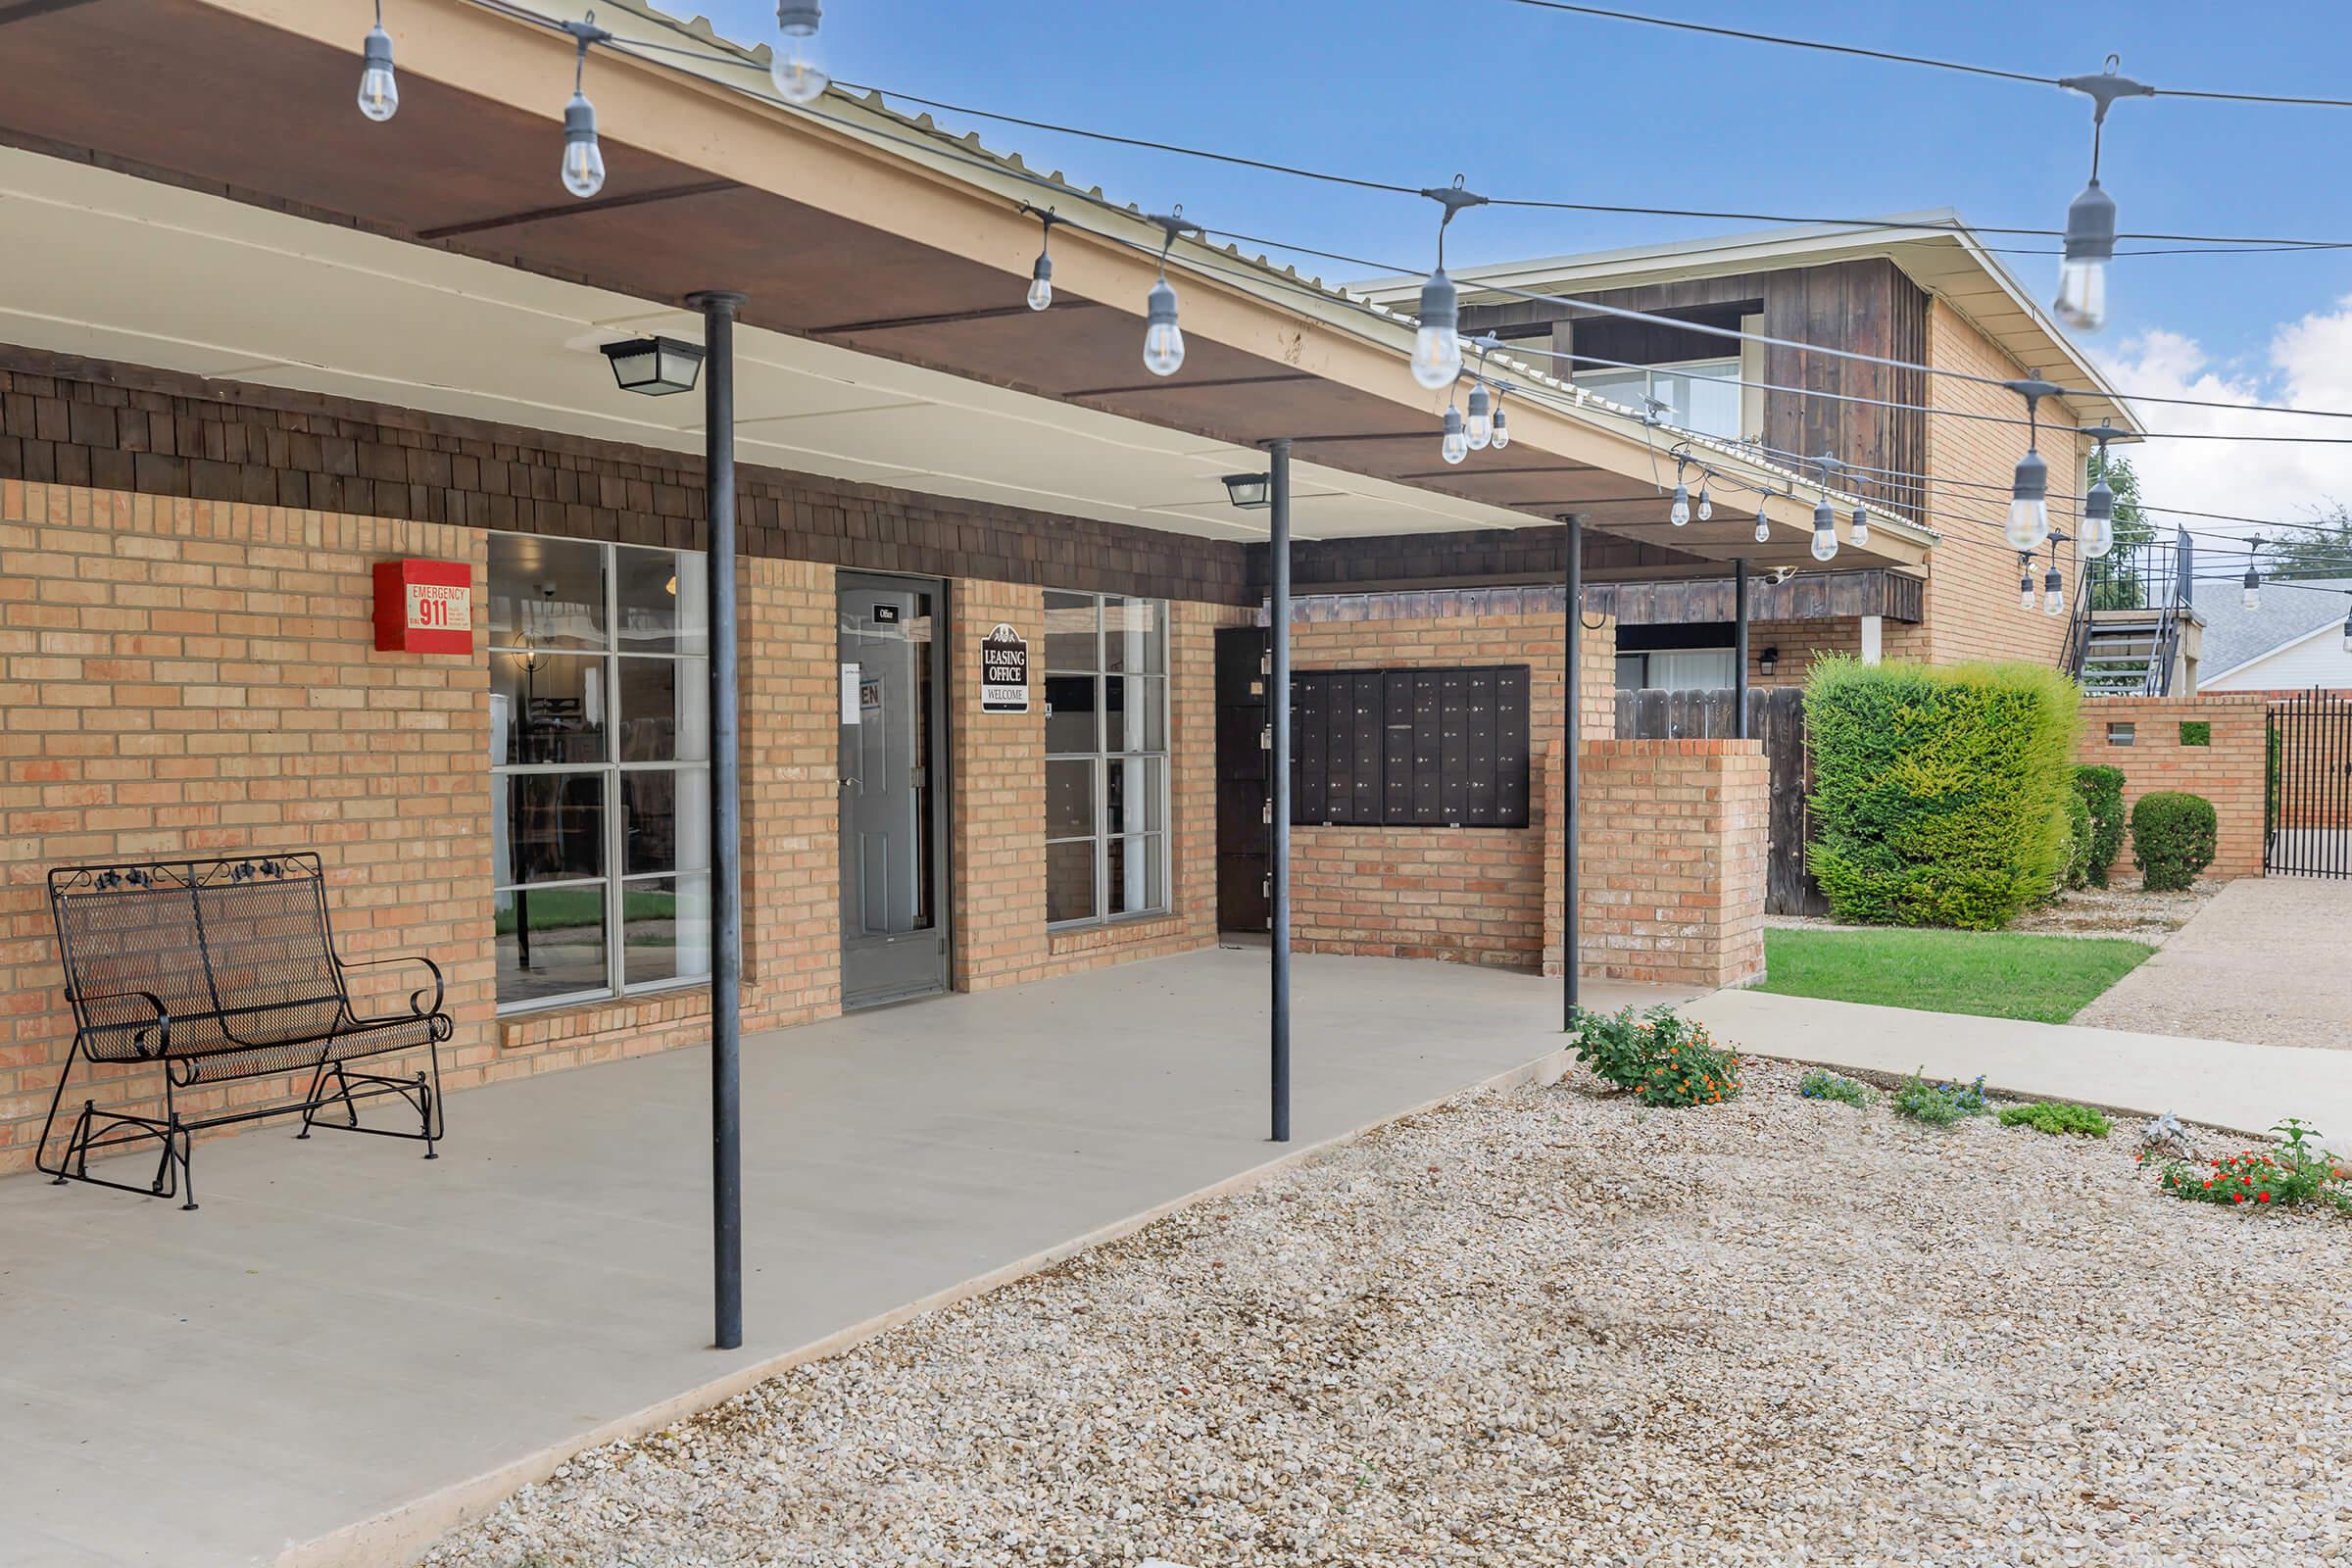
[673,0,2352,525]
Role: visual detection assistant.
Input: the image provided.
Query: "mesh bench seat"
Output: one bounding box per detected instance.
[38,854,452,1209]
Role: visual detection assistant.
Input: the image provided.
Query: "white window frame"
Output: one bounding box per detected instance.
[487,532,712,1013]
[1044,591,1171,928]
[1573,355,1747,441]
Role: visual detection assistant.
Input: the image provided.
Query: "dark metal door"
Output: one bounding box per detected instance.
[1214,625,1271,932]
[838,573,950,1007]
[2267,689,2352,878]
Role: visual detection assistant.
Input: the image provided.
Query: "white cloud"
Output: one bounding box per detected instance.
[2093,298,2352,542]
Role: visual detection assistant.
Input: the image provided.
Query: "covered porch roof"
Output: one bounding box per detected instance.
[0,0,1930,568]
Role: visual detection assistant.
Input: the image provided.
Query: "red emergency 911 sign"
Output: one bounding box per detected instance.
[373,559,475,654]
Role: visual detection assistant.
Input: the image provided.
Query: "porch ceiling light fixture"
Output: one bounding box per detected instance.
[770,1,829,105]
[1022,207,1061,312]
[1142,210,1198,378]
[600,335,707,396]
[2054,58,2152,333]
[560,17,612,200]
[1409,177,1487,392]
[2080,422,2128,560]
[357,1,398,122]
[2004,375,2059,553]
[1441,404,1468,466]
[1221,471,1272,510]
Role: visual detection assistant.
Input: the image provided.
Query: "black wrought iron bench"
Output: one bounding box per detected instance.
[37,854,452,1209]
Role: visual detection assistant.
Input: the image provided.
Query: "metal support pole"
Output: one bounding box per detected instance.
[1734,558,1751,740]
[1563,514,1582,1029]
[1268,438,1293,1143]
[691,289,747,1352]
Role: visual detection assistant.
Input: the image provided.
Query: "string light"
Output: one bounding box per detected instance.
[358,1,399,122]
[2019,554,2037,612]
[1142,212,1196,377]
[1669,473,1691,526]
[2055,60,2153,331]
[1410,178,1485,391]
[1753,504,1770,545]
[1466,381,1494,451]
[770,1,828,104]
[1811,495,1839,563]
[1849,504,1870,549]
[2044,547,2067,617]
[1696,481,1713,521]
[1441,405,1468,466]
[2080,423,2126,559]
[1022,207,1058,311]
[2004,377,2055,551]
[1490,385,1511,450]
[2342,606,2352,654]
[560,18,610,199]
[2243,557,2263,611]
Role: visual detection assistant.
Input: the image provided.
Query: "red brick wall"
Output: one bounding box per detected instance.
[1544,739,1769,990]
[1282,609,1616,970]
[2076,695,2267,880]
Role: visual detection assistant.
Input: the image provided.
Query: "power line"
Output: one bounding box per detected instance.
[1502,1,2352,110]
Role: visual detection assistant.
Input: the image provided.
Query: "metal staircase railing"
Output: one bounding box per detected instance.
[2072,530,2192,696]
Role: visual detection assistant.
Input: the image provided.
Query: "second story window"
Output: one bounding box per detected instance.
[1575,357,1744,441]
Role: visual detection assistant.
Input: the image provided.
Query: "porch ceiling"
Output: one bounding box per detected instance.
[0,0,1930,567]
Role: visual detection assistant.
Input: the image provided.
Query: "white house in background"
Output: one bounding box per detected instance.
[2191,576,2352,692]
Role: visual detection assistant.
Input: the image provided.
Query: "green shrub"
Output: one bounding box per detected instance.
[1805,659,2082,929]
[2131,791,2218,892]
[2074,764,2127,888]
[2152,1119,2352,1210]
[2178,720,2211,748]
[1892,1070,1989,1128]
[2055,792,2095,894]
[1797,1069,1873,1107]
[1568,1004,1742,1107]
[1997,1101,2111,1137]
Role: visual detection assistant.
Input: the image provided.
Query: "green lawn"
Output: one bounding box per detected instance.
[1758,927,2156,1024]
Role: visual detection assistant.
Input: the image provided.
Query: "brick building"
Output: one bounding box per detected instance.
[0,0,2136,1179]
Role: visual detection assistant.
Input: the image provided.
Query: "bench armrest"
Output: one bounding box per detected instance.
[67,988,172,1057]
[336,953,446,1020]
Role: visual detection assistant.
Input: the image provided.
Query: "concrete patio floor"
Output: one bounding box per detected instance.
[0,949,1678,1568]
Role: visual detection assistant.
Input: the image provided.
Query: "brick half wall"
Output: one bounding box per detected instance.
[1544,739,1769,991]
[2076,695,2267,881]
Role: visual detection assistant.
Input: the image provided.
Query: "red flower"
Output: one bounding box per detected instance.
[2258,1192,2273,1203]
[2232,1193,2246,1204]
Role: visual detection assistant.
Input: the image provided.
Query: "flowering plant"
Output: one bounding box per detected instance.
[2150,1118,2352,1211]
[1569,1004,1741,1107]
[1892,1071,1989,1128]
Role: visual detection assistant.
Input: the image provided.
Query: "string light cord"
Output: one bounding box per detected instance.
[1499,1,2352,110]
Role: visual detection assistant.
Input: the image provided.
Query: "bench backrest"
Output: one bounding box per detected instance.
[51,855,347,1057]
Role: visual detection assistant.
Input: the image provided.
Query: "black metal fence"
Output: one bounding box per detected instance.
[2266,689,2352,878]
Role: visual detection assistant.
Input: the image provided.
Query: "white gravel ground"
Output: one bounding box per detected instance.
[422,1061,2352,1567]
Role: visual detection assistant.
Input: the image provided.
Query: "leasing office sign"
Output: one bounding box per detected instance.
[980,623,1030,712]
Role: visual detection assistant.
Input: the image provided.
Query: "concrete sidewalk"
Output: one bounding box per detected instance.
[2074,876,2352,1051]
[1689,987,2352,1148]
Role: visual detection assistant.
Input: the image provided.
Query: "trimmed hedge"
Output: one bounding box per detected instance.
[1806,658,2081,929]
[2074,764,2127,888]
[2132,791,2217,891]
[2058,791,2095,893]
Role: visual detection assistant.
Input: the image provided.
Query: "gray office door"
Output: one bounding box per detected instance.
[838,574,950,1008]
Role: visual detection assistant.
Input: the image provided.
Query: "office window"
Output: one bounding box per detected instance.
[1574,357,1745,441]
[488,533,712,1009]
[1044,591,1169,925]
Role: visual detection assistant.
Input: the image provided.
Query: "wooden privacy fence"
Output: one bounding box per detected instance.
[1614,685,1825,915]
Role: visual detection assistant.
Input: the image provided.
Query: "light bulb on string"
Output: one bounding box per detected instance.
[770,2,829,104]
[2003,378,2055,553]
[1753,506,1770,546]
[2053,60,2148,332]
[559,21,608,200]
[2243,562,2263,612]
[2081,427,2123,559]
[2044,560,2067,618]
[1849,505,1869,549]
[1490,395,1510,451]
[1669,480,1690,527]
[1811,497,1838,563]
[1465,382,1494,451]
[2019,559,2037,613]
[1023,208,1057,312]
[1141,212,1195,378]
[358,2,399,122]
[1696,483,1713,522]
[1441,406,1467,466]
[1409,178,1485,391]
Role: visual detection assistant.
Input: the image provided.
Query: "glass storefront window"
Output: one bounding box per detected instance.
[1044,590,1170,926]
[489,534,711,1009]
